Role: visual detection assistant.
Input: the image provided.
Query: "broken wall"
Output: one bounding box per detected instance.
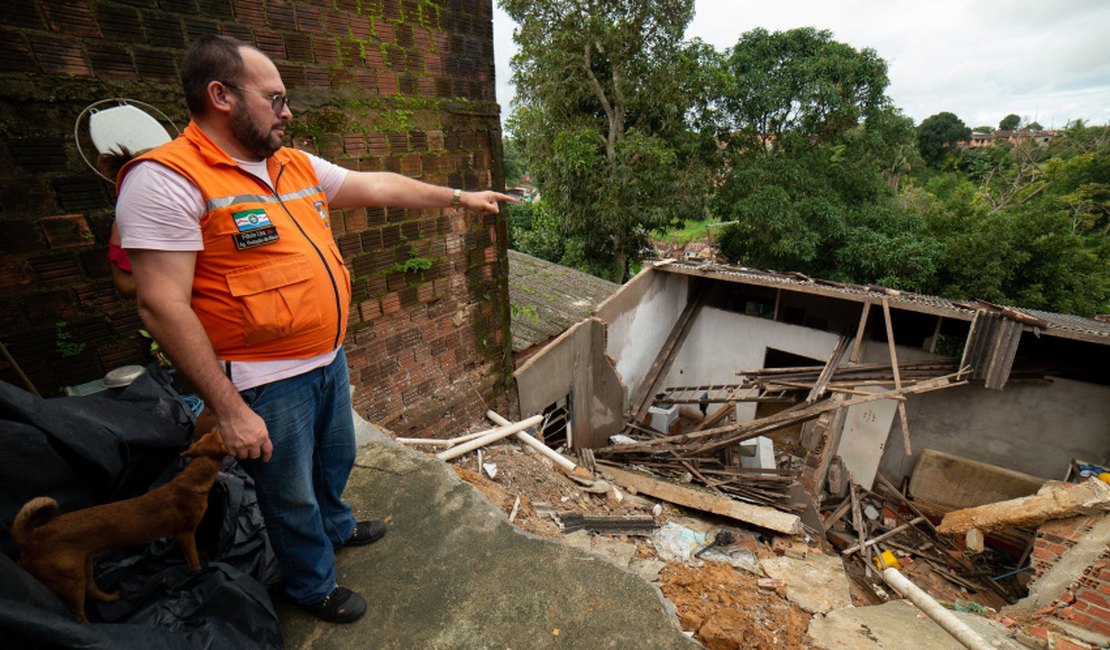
[0,0,512,436]
[596,267,689,407]
[878,376,1110,481]
[514,318,624,448]
[610,271,1108,483]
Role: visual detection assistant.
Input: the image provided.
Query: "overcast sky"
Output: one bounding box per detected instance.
[493,0,1110,130]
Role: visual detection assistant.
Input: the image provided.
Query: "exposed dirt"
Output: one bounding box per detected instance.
[659,561,814,649]
[452,465,562,539]
[427,438,819,649]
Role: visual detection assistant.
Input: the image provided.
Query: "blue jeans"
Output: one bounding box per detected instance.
[239,350,356,604]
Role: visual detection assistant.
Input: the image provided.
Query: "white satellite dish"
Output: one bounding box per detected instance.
[75,99,178,182]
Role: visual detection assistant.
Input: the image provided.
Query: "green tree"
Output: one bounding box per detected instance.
[999,113,1021,131]
[916,112,971,166]
[508,199,567,263]
[715,27,890,148]
[711,28,936,289]
[904,123,1110,315]
[502,135,527,185]
[1026,121,1043,131]
[504,0,711,281]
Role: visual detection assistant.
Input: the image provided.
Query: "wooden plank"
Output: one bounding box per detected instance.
[822,498,853,528]
[692,401,735,432]
[850,480,872,574]
[927,317,943,354]
[842,516,927,556]
[807,335,850,404]
[670,451,728,498]
[599,465,803,535]
[600,373,962,456]
[849,301,872,364]
[882,297,913,456]
[629,285,706,422]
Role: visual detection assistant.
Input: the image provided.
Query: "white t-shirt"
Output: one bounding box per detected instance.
[117,152,350,391]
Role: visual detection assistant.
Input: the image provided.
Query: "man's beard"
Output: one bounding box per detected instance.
[230,104,286,160]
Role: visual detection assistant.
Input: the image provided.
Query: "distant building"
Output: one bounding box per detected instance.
[963,129,1059,149]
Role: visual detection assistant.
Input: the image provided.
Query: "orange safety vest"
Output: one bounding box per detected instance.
[119,122,351,361]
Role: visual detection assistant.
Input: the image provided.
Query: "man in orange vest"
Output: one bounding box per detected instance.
[116,35,513,624]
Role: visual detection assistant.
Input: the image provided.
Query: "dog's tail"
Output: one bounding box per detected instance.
[12,497,59,546]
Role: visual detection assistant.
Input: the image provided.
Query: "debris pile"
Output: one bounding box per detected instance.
[401,392,1109,649]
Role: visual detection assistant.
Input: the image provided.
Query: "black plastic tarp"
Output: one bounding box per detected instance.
[0,366,282,648]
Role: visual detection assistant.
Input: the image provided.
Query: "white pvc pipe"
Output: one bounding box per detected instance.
[397,427,499,447]
[486,410,581,474]
[436,415,544,461]
[882,568,993,650]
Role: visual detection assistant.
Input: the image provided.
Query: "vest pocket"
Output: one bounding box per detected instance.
[225,253,324,346]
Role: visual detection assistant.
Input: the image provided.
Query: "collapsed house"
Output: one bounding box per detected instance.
[511,258,1110,644]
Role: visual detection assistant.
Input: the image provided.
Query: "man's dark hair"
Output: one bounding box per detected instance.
[181,35,253,116]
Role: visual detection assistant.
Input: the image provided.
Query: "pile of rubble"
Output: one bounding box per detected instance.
[400,397,1109,649]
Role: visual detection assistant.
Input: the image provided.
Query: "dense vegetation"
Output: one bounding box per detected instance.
[503,2,1110,315]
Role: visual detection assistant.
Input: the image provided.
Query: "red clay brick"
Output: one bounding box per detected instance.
[1081,590,1109,610]
[377,72,398,95]
[381,291,401,315]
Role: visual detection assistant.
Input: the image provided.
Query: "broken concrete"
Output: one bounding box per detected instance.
[937,478,1110,535]
[515,317,625,447]
[276,432,697,649]
[909,449,1046,510]
[808,600,1023,650]
[760,553,853,614]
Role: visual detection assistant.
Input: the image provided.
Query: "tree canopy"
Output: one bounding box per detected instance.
[504,5,1109,316]
[916,112,971,166]
[999,113,1022,131]
[504,0,711,281]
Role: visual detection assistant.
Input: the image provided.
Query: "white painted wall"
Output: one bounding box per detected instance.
[600,270,688,404]
[880,376,1110,481]
[663,307,842,421]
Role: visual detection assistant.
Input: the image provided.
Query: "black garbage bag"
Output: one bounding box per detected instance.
[0,364,194,558]
[0,368,283,648]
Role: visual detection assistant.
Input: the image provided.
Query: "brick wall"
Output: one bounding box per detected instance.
[0,0,512,436]
[1030,514,1110,638]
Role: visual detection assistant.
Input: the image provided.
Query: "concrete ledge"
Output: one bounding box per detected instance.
[277,432,696,649]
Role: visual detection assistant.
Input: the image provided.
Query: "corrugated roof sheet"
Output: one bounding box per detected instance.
[653,260,1110,344]
[508,250,620,353]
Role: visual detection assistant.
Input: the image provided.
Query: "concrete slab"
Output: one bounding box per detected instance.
[276,432,697,649]
[808,600,1023,650]
[760,553,853,614]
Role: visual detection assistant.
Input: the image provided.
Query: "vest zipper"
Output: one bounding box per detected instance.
[265,163,344,351]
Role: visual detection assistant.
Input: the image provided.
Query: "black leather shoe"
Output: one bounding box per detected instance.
[345,519,387,547]
[301,586,366,623]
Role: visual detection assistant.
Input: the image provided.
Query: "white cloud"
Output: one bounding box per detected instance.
[494,0,1110,129]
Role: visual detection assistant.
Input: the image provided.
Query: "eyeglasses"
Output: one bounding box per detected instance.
[220,82,290,114]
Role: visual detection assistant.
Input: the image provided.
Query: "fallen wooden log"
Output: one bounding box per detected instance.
[598,465,803,535]
[936,478,1110,536]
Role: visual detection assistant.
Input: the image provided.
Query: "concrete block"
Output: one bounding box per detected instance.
[649,403,678,433]
[740,436,775,469]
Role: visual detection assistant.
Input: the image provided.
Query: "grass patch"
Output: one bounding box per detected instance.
[654,217,727,246]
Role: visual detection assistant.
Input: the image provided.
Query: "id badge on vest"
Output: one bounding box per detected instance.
[231,208,280,250]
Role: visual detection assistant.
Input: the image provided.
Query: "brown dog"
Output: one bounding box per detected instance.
[12,428,227,623]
